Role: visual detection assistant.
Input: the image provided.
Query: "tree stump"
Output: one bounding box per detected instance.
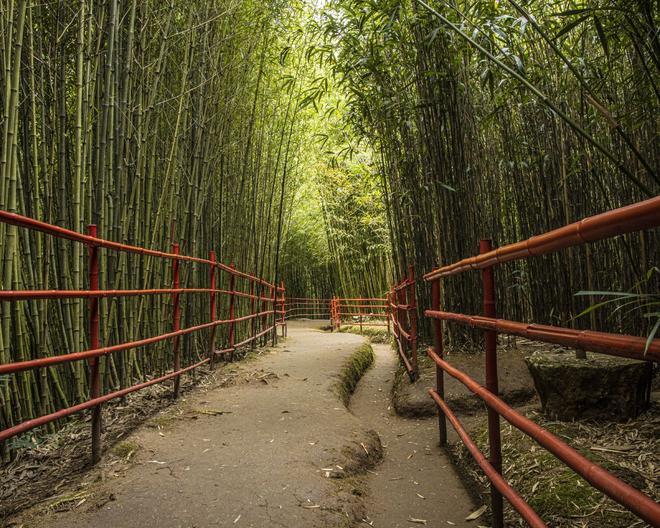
[525,351,652,421]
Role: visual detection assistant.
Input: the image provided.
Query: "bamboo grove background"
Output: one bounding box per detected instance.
[318,0,659,343]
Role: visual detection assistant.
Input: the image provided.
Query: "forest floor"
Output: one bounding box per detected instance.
[4,321,476,528]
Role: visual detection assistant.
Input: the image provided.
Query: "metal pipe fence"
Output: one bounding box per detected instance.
[285,297,331,320]
[388,265,418,381]
[0,210,285,463]
[423,195,660,527]
[330,297,389,334]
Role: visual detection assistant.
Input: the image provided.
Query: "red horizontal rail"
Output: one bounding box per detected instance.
[427,347,660,526]
[424,196,660,280]
[0,210,276,288]
[340,304,387,309]
[0,310,275,375]
[387,266,419,380]
[0,358,210,443]
[287,297,331,302]
[232,325,276,350]
[388,302,412,311]
[426,311,659,362]
[338,312,387,317]
[342,322,388,327]
[0,288,274,302]
[392,279,412,292]
[428,389,546,528]
[338,298,386,302]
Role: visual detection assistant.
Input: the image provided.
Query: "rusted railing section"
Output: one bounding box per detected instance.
[0,210,283,463]
[423,196,660,527]
[285,297,331,320]
[330,297,389,334]
[387,265,418,381]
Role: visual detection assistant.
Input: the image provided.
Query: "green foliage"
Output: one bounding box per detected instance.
[336,343,375,406]
[575,268,660,353]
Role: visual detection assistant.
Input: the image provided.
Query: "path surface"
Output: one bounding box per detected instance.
[351,344,477,527]
[16,322,474,528]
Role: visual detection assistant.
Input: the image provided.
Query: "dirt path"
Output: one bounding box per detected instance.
[9,323,475,528]
[351,343,477,527]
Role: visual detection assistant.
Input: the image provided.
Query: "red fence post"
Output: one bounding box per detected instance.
[208,251,217,366]
[260,282,268,345]
[280,282,287,338]
[271,284,277,345]
[391,288,397,340]
[250,278,256,350]
[408,265,418,380]
[481,239,503,528]
[397,280,407,359]
[386,291,391,336]
[228,263,236,360]
[88,225,102,464]
[172,243,182,398]
[431,277,447,446]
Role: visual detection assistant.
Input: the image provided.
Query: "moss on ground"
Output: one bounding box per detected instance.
[336,343,375,407]
[337,325,390,344]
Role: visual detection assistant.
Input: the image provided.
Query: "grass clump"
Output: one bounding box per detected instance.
[111,440,140,459]
[336,343,375,406]
[337,325,390,344]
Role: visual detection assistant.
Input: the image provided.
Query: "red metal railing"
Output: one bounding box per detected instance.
[330,297,389,334]
[423,196,660,527]
[285,297,331,320]
[0,210,284,463]
[388,265,419,381]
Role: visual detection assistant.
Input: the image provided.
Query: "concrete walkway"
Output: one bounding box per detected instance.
[16,322,474,528]
[351,343,476,527]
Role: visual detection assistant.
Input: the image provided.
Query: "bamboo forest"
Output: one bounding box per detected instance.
[0,0,658,527]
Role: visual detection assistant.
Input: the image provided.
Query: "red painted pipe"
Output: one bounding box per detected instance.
[0,358,210,443]
[427,347,660,526]
[88,225,102,464]
[425,310,659,362]
[481,239,503,528]
[429,390,546,527]
[0,312,271,375]
[171,244,182,398]
[408,265,418,379]
[0,288,262,301]
[209,251,218,365]
[339,298,387,302]
[0,210,276,288]
[228,263,236,358]
[431,277,447,446]
[424,196,660,280]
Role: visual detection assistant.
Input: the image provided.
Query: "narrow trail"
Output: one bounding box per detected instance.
[17,323,474,528]
[351,343,476,527]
